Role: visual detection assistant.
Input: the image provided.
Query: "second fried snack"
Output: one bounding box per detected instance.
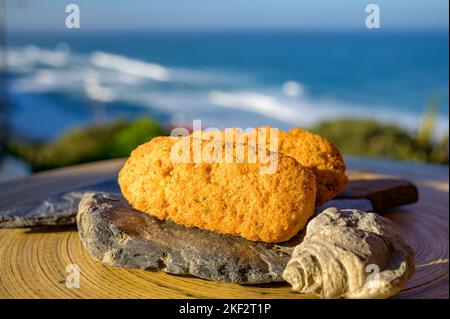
[118,136,317,243]
[278,128,348,206]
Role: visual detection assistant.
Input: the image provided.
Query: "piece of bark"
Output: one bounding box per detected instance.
[77,192,302,284]
[283,207,415,298]
[338,171,418,211]
[0,179,119,228]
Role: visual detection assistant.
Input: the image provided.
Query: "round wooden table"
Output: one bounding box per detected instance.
[0,157,448,299]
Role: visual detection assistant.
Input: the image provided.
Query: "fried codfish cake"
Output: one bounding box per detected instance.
[278,128,348,206]
[196,127,348,206]
[118,136,316,243]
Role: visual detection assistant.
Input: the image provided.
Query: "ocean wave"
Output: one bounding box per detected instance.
[90,51,170,82]
[90,51,248,85]
[209,90,300,122]
[209,89,449,138]
[5,45,449,139]
[1,45,69,72]
[7,45,251,89]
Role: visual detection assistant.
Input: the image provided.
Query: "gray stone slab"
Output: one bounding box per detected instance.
[77,192,303,284]
[0,179,119,228]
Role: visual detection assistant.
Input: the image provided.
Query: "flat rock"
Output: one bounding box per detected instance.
[338,171,419,211]
[0,179,119,228]
[77,192,302,284]
[0,170,416,228]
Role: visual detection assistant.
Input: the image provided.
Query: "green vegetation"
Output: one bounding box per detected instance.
[311,95,448,165]
[311,119,448,164]
[6,107,449,172]
[7,118,167,171]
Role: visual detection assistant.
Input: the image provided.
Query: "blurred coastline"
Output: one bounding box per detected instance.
[4,31,449,139]
[1,30,449,180]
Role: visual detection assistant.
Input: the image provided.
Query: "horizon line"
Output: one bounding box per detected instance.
[6,26,450,34]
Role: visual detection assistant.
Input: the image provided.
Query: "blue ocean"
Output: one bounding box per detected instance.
[5,30,449,140]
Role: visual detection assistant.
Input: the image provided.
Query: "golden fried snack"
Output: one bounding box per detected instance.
[197,127,347,206]
[278,128,348,206]
[118,136,316,243]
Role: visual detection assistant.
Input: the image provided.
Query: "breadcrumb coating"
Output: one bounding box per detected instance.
[278,128,348,206]
[118,136,316,243]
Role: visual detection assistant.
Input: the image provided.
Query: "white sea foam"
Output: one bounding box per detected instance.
[1,45,69,73]
[90,51,170,82]
[84,70,116,103]
[90,51,247,86]
[209,90,300,122]
[13,68,89,93]
[282,81,304,97]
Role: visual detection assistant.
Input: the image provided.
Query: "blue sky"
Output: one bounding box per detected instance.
[5,0,449,31]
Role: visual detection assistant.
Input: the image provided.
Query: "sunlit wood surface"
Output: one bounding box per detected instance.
[0,157,448,299]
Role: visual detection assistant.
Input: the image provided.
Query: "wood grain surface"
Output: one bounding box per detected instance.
[0,157,448,299]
